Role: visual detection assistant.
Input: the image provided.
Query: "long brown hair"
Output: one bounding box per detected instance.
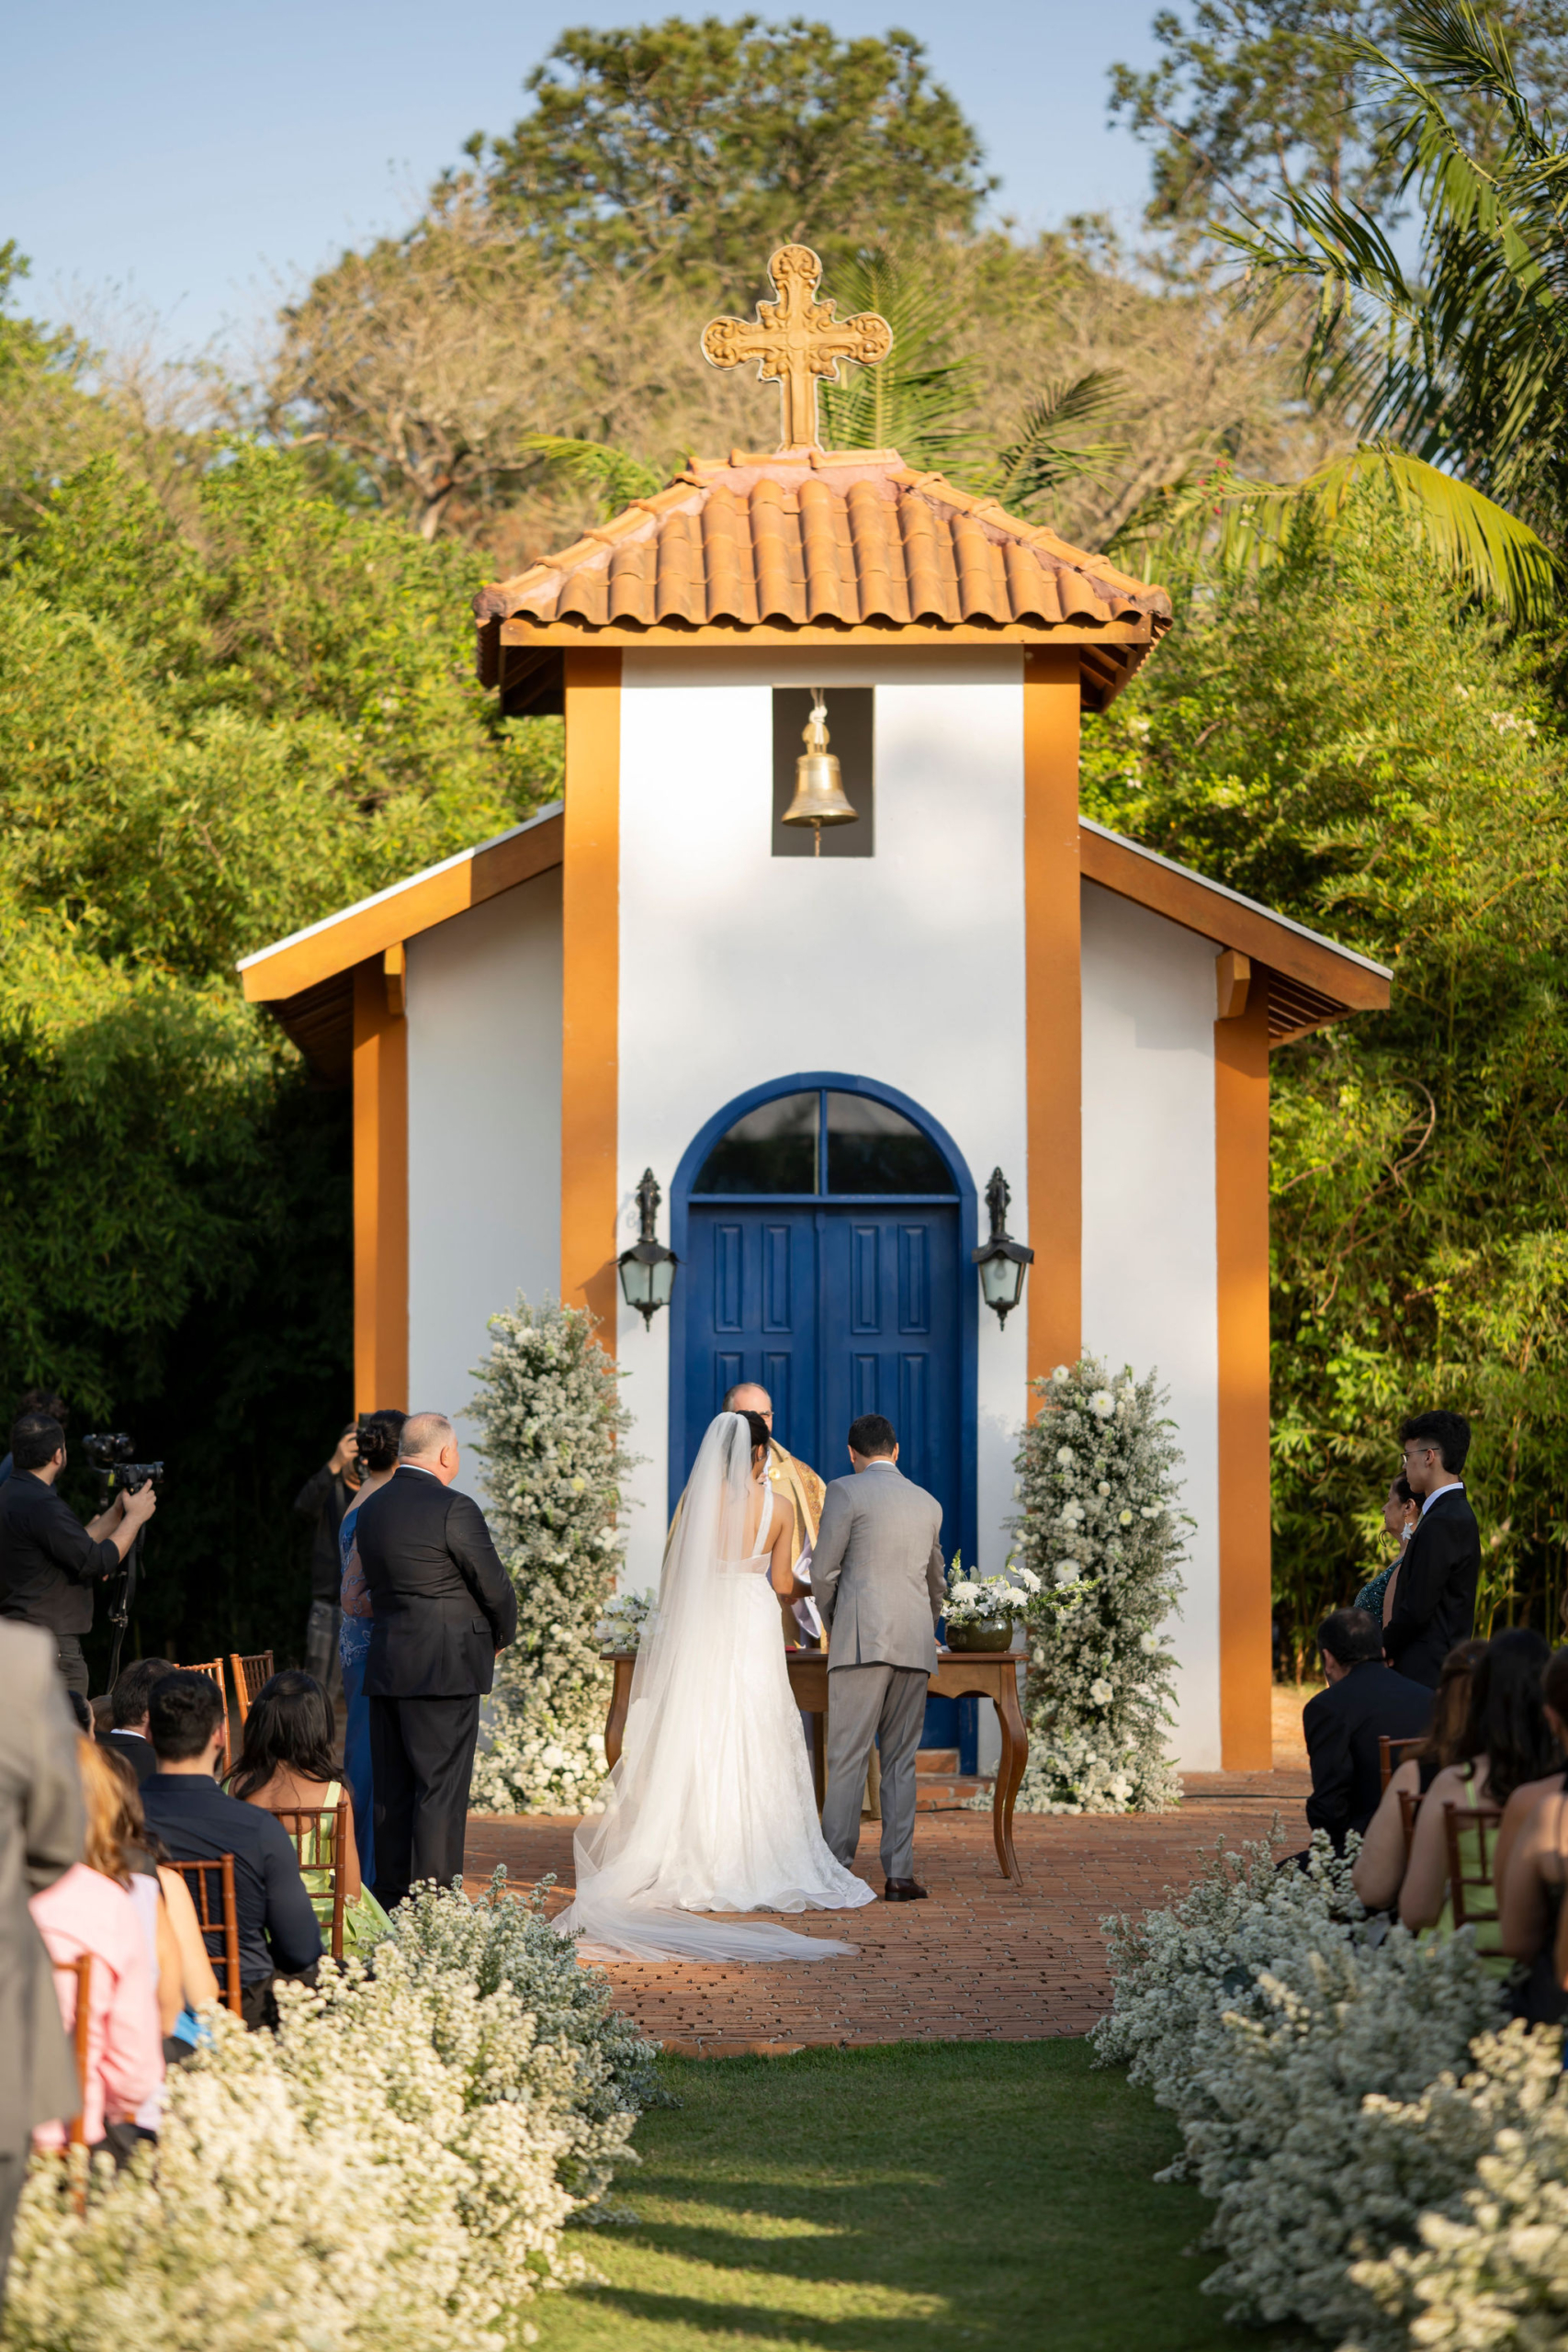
[1410,1639,1490,1773]
[78,1735,141,1885]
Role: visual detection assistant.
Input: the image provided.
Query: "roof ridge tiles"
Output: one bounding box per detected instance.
[471,446,1173,685]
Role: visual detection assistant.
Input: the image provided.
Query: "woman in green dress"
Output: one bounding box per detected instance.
[1399,1628,1558,1974]
[227,1668,391,1955]
[1354,1475,1420,1634]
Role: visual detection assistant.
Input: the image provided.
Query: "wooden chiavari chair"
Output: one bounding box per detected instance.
[1379,1734,1426,1793]
[185,1657,231,1770]
[270,1804,347,1962]
[1443,1803,1506,1961]
[165,1854,243,2018]
[229,1649,275,1730]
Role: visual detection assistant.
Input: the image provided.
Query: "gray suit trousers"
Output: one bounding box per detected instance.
[821,1663,929,1883]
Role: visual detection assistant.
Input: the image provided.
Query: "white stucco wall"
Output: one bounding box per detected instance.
[615,648,1031,1600]
[1080,879,1222,1771]
[406,866,563,1450]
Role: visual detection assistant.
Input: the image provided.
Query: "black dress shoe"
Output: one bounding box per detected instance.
[883,1878,929,1901]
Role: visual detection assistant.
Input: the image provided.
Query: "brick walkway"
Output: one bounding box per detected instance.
[463,1770,1310,2054]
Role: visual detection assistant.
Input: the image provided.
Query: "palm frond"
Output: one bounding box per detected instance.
[981,372,1129,511]
[1112,445,1557,624]
[819,248,976,472]
[519,433,663,519]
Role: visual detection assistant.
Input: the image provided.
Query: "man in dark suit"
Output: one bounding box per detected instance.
[1304,1609,1432,1849]
[1383,1410,1481,1690]
[142,1670,322,2030]
[103,1655,173,1787]
[354,1411,517,1908]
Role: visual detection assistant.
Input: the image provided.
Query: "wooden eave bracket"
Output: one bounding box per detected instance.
[1216,949,1251,1020]
[384,943,406,1019]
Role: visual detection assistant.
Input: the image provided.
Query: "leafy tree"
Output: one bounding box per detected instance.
[1081,490,1568,1660]
[468,16,992,288]
[1110,0,1568,232]
[0,447,559,1674]
[1220,1,1568,557]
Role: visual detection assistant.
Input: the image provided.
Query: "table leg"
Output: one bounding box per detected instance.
[993,1664,1027,1882]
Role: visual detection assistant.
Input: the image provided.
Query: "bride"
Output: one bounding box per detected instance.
[556,1409,875,1961]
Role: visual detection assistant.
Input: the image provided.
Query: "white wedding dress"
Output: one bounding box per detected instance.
[555,1411,875,1961]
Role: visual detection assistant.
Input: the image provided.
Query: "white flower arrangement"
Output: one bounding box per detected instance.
[466,1295,640,1815]
[1094,1832,1505,2343]
[3,1874,658,2351]
[942,1555,1038,1628]
[595,1588,655,1655]
[1010,1352,1187,1814]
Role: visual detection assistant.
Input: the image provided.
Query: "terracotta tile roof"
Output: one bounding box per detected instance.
[475,448,1171,706]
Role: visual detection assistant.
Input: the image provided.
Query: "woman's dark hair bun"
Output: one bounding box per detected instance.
[357,1408,407,1473]
[740,1409,771,1454]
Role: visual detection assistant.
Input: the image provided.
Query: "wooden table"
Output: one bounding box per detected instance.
[601,1645,1029,1882]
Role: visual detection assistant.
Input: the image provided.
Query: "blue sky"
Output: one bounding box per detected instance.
[3,2,1162,357]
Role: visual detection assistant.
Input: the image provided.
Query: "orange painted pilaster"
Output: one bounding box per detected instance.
[352,959,408,1414]
[1215,984,1273,1769]
[1023,650,1082,1402]
[560,650,622,1341]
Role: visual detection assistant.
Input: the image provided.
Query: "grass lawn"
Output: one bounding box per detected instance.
[536,2040,1265,2352]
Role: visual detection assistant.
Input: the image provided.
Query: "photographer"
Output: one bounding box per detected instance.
[0,1413,155,1696]
[294,1424,357,1699]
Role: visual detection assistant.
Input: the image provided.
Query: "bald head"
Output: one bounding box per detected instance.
[400,1411,457,1472]
[722,1383,773,1430]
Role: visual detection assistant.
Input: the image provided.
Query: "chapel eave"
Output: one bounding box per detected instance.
[474,447,1172,714]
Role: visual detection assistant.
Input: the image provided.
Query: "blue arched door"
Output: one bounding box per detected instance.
[671,1077,976,1756]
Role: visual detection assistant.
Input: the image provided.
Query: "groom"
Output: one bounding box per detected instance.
[811,1413,945,1902]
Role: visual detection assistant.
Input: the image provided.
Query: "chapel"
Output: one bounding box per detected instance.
[239,243,1390,1773]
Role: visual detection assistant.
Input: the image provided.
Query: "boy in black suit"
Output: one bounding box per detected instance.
[1383,1410,1481,1690]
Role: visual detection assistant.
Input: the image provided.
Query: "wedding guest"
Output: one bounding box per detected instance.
[231,1669,389,1951]
[338,1410,405,1887]
[1495,1647,1568,2022]
[1353,1476,1421,1633]
[1352,1637,1488,1911]
[294,1423,359,1702]
[97,1744,218,2060]
[141,1669,321,2031]
[0,1621,82,2304]
[355,1412,516,1910]
[1303,1609,1432,1851]
[1384,1411,1482,1687]
[30,1735,164,2156]
[1399,1628,1556,1968]
[0,1409,156,1697]
[104,1656,173,1788]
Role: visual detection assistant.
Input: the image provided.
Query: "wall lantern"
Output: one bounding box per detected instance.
[972,1167,1033,1328]
[618,1169,679,1329]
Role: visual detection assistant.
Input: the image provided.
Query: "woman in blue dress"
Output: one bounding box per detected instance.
[338,1408,405,1888]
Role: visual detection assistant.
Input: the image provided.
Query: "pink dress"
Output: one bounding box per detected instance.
[30,1864,164,2148]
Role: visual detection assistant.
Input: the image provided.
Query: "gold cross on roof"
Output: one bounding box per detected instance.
[702,243,893,451]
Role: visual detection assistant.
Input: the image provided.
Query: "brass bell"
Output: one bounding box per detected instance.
[781,690,859,854]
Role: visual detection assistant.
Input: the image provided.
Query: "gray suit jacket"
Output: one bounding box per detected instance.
[0,1621,84,2150]
[812,1464,946,1672]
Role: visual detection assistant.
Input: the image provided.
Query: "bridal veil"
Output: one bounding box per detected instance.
[555,1411,870,1962]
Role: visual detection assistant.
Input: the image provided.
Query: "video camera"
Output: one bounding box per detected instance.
[82,1434,162,1689]
[82,1431,164,1498]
